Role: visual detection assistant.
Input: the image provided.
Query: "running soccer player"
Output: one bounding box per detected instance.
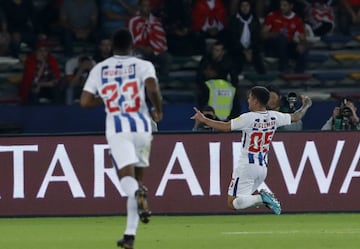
[191,86,312,215]
[80,29,163,249]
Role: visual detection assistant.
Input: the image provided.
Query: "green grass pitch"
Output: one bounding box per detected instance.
[0,213,359,249]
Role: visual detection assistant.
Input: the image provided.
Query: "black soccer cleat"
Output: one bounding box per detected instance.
[117,235,134,249]
[135,186,152,223]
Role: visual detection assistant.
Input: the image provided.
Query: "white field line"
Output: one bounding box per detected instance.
[222,230,360,235]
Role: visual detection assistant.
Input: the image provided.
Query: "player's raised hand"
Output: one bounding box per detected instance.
[301,95,312,108]
[191,107,205,121]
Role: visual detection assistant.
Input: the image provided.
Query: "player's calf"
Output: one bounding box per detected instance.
[136,185,152,223]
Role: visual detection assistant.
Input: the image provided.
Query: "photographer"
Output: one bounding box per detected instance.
[192,105,221,132]
[266,85,303,131]
[321,97,360,131]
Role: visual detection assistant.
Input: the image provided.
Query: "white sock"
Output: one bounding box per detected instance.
[119,176,140,235]
[124,196,139,235]
[119,176,139,197]
[232,194,263,209]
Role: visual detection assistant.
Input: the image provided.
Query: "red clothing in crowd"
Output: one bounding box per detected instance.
[191,0,227,31]
[307,3,335,29]
[348,0,360,6]
[128,14,167,54]
[20,53,61,104]
[264,11,305,42]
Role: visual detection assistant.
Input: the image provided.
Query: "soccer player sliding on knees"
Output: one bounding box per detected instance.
[191,86,312,214]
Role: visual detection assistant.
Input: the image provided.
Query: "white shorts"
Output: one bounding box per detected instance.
[227,163,267,197]
[107,132,153,170]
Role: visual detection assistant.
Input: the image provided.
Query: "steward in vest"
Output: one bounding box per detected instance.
[205,79,236,120]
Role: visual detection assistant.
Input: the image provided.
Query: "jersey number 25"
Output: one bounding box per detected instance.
[248,130,274,153]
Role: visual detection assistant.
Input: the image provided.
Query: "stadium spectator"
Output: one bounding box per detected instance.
[228,0,266,18]
[0,7,10,56]
[92,34,113,63]
[19,39,62,105]
[60,0,98,56]
[263,0,308,18]
[227,0,266,76]
[321,97,360,130]
[162,0,198,56]
[64,55,95,105]
[1,0,38,58]
[191,0,228,54]
[197,40,238,87]
[302,0,335,36]
[191,86,312,215]
[128,0,172,77]
[33,0,63,39]
[266,84,304,131]
[262,0,308,73]
[338,0,360,36]
[196,42,241,121]
[100,0,137,36]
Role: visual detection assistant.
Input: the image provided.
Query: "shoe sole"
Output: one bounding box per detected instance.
[260,191,281,215]
[117,241,134,249]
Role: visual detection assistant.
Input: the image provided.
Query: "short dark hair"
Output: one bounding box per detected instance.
[266,85,281,97]
[281,0,294,4]
[112,29,133,51]
[251,86,270,106]
[202,105,216,113]
[96,33,112,44]
[79,55,91,62]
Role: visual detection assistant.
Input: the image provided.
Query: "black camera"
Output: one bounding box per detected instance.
[279,92,299,113]
[334,106,354,130]
[287,92,297,110]
[340,106,352,118]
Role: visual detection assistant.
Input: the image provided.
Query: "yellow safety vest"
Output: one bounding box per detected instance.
[205,79,235,120]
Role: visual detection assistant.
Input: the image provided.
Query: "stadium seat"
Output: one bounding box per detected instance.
[349,72,360,80]
[312,72,347,86]
[171,56,199,70]
[244,73,278,82]
[299,91,331,100]
[306,53,329,63]
[331,92,360,100]
[0,96,21,104]
[281,73,312,81]
[281,73,313,87]
[330,53,360,68]
[321,35,353,49]
[331,53,360,61]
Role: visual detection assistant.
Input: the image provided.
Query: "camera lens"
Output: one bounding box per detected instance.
[287,92,297,102]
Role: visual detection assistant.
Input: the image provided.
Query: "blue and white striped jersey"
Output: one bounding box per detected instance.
[231,111,291,166]
[83,55,157,135]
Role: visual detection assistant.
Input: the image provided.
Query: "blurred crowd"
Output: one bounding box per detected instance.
[0,0,359,114]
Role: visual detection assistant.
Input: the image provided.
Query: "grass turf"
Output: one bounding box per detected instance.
[0,213,359,249]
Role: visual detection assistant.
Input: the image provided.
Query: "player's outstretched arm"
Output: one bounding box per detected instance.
[80,91,103,108]
[191,107,231,132]
[291,95,312,122]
